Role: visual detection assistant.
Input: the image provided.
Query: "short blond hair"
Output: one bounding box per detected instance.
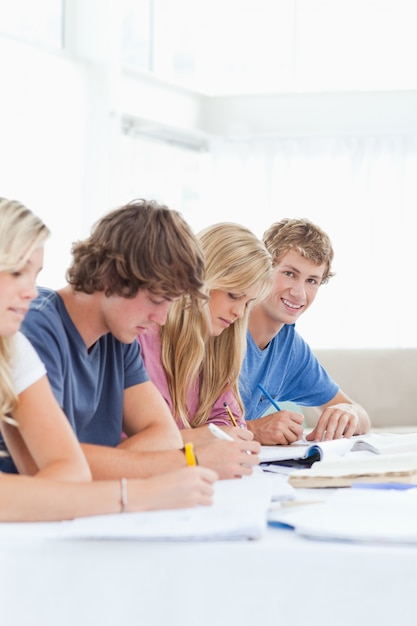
[263,217,335,284]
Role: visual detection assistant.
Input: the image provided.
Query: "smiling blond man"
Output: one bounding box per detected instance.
[240,218,370,445]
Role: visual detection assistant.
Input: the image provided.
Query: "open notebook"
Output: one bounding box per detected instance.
[260,437,353,467]
[260,431,417,468]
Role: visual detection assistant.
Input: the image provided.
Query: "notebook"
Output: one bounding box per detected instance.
[260,431,417,469]
[268,488,417,544]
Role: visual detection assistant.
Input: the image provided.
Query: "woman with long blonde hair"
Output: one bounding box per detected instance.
[139,222,273,443]
[0,198,216,521]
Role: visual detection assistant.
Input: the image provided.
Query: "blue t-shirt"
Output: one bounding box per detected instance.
[20,288,149,445]
[239,325,338,421]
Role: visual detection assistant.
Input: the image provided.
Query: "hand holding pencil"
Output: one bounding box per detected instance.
[243,383,304,446]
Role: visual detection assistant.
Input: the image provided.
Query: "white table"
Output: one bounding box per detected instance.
[1,525,416,626]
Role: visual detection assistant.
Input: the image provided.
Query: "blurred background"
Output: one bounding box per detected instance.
[1,0,416,347]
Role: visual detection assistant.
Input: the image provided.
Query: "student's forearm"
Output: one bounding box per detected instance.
[0,422,39,475]
[1,422,91,481]
[180,427,214,445]
[0,467,217,522]
[35,460,92,482]
[81,443,187,480]
[121,423,183,451]
[0,474,123,522]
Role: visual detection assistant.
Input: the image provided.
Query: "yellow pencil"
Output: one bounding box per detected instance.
[223,402,238,428]
[184,442,197,466]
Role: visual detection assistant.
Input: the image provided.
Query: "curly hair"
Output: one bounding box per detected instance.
[67,199,206,306]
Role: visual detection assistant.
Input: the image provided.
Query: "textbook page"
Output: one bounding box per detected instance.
[259,431,417,468]
[260,436,354,467]
[351,432,417,455]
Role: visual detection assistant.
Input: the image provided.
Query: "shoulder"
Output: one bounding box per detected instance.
[24,287,64,332]
[28,287,60,313]
[277,324,311,353]
[22,288,68,350]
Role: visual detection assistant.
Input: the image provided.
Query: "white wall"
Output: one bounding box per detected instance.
[0,36,89,287]
[1,4,417,349]
[200,91,417,138]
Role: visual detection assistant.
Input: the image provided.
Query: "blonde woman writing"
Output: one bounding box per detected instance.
[0,198,216,521]
[139,223,273,454]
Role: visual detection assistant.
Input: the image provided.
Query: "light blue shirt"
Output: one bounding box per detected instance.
[239,325,339,421]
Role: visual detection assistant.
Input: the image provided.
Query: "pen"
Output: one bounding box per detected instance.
[209,421,251,455]
[184,442,197,466]
[223,402,239,428]
[208,423,234,442]
[257,383,281,412]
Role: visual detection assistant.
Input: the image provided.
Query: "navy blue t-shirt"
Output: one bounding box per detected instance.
[20,288,148,446]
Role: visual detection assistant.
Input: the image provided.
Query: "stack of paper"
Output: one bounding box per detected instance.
[288,451,417,488]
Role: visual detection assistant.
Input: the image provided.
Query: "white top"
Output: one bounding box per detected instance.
[11,331,46,395]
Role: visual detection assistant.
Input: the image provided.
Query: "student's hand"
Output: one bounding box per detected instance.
[245,411,304,445]
[130,466,218,511]
[195,439,261,480]
[305,403,360,441]
[181,425,254,446]
[221,426,254,441]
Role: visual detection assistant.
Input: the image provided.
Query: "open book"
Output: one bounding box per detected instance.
[260,437,353,468]
[260,431,417,469]
[288,451,417,488]
[348,431,417,455]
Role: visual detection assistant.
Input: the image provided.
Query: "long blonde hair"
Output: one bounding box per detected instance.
[161,223,273,428]
[0,198,50,424]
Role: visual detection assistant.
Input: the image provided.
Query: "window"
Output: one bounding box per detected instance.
[120,0,417,95]
[121,0,153,71]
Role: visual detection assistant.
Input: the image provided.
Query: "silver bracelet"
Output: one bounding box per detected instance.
[120,477,128,513]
